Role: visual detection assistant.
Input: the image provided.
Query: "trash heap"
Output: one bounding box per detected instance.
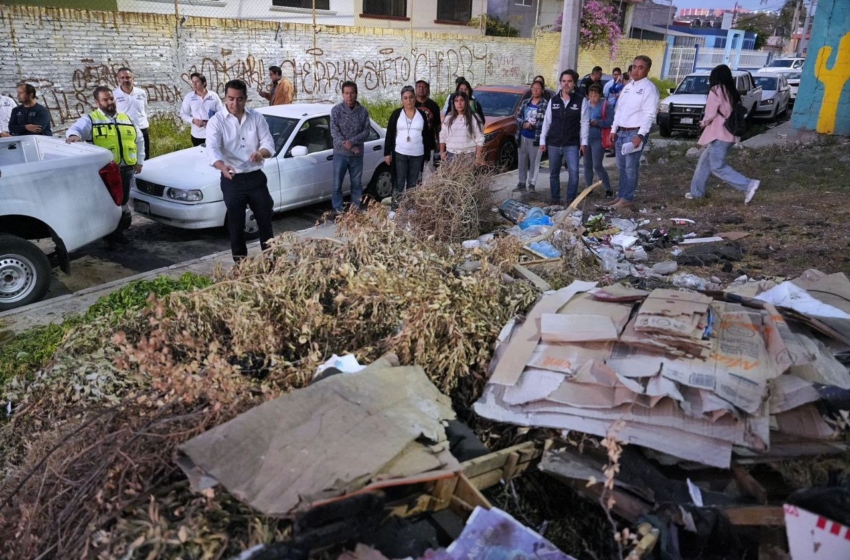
[475,273,850,469]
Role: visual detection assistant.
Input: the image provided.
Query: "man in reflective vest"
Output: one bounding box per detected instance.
[66,86,145,246]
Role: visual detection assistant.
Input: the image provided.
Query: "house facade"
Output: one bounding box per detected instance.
[114,0,355,25]
[352,0,485,35]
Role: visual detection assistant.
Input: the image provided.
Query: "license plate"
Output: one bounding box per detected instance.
[680,117,694,124]
[133,200,150,215]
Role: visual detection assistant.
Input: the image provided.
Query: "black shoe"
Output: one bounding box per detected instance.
[512,182,527,192]
[605,150,616,158]
[605,190,614,198]
[528,184,536,192]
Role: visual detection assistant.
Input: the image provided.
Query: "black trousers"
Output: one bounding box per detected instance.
[141,127,150,161]
[191,136,205,147]
[220,170,274,259]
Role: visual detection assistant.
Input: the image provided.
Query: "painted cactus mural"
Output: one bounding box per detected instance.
[791,0,850,136]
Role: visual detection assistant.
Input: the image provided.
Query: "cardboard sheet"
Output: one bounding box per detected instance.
[488,281,597,387]
[178,364,458,516]
[540,313,619,342]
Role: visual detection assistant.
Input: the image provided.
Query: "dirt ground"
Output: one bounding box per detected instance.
[514,134,850,284]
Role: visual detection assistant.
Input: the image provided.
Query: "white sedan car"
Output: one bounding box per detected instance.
[131,104,393,234]
[753,73,791,120]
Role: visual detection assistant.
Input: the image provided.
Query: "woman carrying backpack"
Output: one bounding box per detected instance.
[687,64,760,203]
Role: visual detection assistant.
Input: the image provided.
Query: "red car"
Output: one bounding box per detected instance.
[473,84,555,170]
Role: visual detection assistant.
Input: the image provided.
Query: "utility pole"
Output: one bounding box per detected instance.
[558,0,582,73]
[798,0,816,56]
[732,1,739,27]
[787,0,802,54]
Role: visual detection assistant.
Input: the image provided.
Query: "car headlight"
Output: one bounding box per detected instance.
[484,131,499,143]
[658,103,670,114]
[760,98,774,105]
[166,188,204,202]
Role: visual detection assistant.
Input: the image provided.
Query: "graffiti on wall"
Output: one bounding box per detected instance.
[277,45,493,97]
[791,0,850,136]
[181,50,266,96]
[813,32,850,134]
[28,59,182,127]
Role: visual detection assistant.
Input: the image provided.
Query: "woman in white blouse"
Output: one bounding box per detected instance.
[439,91,484,165]
[384,86,435,213]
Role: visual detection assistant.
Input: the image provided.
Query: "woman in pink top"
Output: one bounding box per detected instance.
[687,64,760,203]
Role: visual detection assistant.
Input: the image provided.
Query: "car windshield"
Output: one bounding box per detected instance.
[676,76,711,95]
[264,115,299,156]
[474,91,523,117]
[754,77,778,90]
[767,60,794,68]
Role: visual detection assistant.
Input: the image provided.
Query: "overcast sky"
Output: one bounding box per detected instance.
[672,0,788,12]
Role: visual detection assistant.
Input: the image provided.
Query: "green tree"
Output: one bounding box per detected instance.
[469,15,520,37]
[777,0,806,38]
[737,12,778,50]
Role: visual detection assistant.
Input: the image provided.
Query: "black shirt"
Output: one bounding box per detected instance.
[415,97,441,139]
[9,103,53,136]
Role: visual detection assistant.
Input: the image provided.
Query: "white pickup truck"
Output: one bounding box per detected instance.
[0,136,124,310]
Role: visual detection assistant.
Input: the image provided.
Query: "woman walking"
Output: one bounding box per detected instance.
[439,91,485,165]
[384,86,435,216]
[687,64,760,203]
[584,84,614,198]
[513,80,546,192]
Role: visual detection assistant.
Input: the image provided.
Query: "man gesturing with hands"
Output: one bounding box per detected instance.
[206,79,276,261]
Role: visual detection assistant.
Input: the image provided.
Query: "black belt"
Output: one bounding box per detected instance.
[618,127,640,131]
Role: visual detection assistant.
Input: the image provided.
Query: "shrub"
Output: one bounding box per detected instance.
[148,114,192,158]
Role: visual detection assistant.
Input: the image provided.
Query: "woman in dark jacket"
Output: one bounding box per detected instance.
[384,85,435,215]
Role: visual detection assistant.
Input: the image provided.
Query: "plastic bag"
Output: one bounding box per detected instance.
[528,241,562,259]
[519,214,554,230]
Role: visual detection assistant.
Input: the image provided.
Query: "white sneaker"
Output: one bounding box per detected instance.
[388,210,396,220]
[744,179,760,204]
[685,193,694,200]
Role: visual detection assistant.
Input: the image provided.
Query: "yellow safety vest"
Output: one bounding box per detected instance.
[89,109,138,166]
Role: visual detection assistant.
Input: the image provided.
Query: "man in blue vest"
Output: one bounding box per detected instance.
[540,69,589,206]
[66,86,145,245]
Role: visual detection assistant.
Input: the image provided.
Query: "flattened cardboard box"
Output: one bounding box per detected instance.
[177,364,458,516]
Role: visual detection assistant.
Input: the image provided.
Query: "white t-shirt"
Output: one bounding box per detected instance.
[113,86,149,129]
[394,109,425,157]
[0,94,15,134]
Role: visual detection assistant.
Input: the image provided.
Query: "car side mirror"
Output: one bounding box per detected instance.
[291,145,309,157]
[669,88,676,95]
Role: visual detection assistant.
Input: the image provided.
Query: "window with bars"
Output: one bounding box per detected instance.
[516,0,533,6]
[437,0,472,22]
[362,0,406,18]
[273,0,331,8]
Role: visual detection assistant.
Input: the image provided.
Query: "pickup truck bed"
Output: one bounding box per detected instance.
[1,136,122,310]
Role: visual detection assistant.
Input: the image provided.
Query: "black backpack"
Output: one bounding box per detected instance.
[722,102,748,136]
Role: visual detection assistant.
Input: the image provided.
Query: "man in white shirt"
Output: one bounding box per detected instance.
[113,67,151,161]
[180,72,223,146]
[0,93,16,137]
[606,56,660,209]
[206,79,276,261]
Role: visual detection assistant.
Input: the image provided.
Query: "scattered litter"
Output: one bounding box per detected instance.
[611,233,639,249]
[527,241,562,259]
[461,239,480,249]
[499,199,542,224]
[314,353,365,380]
[671,272,708,290]
[676,242,743,266]
[681,236,724,244]
[672,218,696,225]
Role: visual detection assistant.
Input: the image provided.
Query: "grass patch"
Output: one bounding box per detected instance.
[362,93,448,128]
[149,114,192,158]
[651,77,679,100]
[0,273,211,388]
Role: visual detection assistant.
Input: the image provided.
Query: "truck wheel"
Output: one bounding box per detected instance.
[0,234,52,311]
[659,123,672,137]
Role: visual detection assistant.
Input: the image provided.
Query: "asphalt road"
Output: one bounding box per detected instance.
[44,202,333,302]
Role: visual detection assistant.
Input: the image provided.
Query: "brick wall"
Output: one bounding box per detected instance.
[534,33,668,85]
[0,5,535,132]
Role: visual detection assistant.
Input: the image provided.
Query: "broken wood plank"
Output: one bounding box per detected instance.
[731,465,768,505]
[722,505,785,526]
[460,442,539,479]
[513,264,552,292]
[455,473,492,511]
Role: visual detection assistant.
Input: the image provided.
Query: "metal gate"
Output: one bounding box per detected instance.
[665,47,697,85]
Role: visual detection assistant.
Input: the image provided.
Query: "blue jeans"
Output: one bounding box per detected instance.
[689,140,750,198]
[548,145,580,203]
[332,154,364,212]
[583,137,611,192]
[614,129,645,202]
[393,152,423,210]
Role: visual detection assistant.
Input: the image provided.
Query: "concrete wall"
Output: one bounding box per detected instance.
[534,33,667,86]
[0,5,533,132]
[790,0,850,135]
